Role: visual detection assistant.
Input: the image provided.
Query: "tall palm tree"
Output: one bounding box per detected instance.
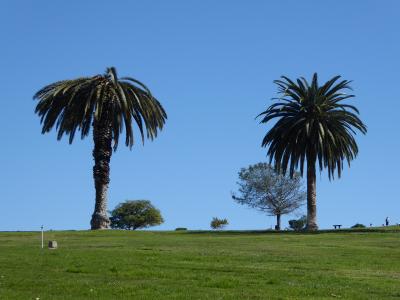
[258,73,366,230]
[34,67,167,229]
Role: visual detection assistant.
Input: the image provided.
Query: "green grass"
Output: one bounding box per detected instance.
[0,227,399,299]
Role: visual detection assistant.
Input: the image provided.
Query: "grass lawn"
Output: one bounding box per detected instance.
[0,228,399,299]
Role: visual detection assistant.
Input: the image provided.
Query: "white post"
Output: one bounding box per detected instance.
[41,225,44,249]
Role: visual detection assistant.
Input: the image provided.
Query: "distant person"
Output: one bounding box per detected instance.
[385,217,389,226]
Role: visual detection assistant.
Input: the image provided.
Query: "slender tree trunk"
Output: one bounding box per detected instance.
[276,214,281,231]
[90,119,112,230]
[306,158,318,231]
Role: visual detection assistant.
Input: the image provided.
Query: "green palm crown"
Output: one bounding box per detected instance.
[34,67,167,150]
[258,73,367,179]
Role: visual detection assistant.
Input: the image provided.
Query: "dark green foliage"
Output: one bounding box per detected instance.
[33,67,167,229]
[210,217,228,230]
[289,215,307,231]
[351,223,366,228]
[33,67,167,150]
[258,73,367,179]
[258,73,367,230]
[175,228,188,231]
[110,200,164,230]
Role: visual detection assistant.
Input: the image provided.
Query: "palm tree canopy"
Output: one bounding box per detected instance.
[258,73,367,179]
[34,67,167,150]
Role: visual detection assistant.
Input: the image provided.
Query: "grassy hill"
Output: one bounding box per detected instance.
[0,228,399,299]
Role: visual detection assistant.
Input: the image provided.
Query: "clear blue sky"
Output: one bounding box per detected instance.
[1,1,399,231]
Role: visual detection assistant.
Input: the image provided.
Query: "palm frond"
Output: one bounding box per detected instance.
[258,73,367,179]
[33,67,167,150]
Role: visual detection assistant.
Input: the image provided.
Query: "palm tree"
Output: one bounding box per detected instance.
[258,73,366,231]
[34,67,167,229]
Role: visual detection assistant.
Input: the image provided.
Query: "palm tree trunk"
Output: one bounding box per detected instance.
[90,119,112,229]
[276,214,281,231]
[306,159,318,231]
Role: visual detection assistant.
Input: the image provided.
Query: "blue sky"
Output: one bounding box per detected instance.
[0,1,399,231]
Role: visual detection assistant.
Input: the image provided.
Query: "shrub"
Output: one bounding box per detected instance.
[110,200,164,230]
[351,223,366,228]
[175,228,187,231]
[288,215,307,231]
[210,217,228,230]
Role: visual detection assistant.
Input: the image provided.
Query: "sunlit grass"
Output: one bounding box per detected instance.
[0,228,399,299]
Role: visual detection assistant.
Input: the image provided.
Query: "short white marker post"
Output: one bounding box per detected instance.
[41,225,44,249]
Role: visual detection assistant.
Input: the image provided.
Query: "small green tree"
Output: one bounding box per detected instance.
[210,217,228,230]
[110,200,164,230]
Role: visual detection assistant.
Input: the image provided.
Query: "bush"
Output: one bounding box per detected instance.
[351,223,366,228]
[210,217,228,230]
[110,200,164,230]
[288,215,307,231]
[175,227,187,231]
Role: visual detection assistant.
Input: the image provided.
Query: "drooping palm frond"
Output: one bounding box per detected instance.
[33,67,167,150]
[258,73,367,179]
